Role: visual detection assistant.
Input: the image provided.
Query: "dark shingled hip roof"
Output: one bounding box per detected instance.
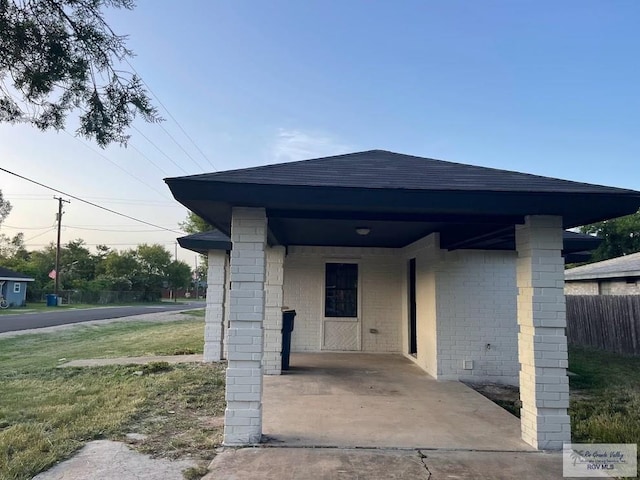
[165,150,640,250]
[172,150,638,194]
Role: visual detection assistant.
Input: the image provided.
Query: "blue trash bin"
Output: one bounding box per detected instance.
[46,294,58,307]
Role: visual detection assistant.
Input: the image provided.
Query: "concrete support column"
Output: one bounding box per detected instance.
[264,246,285,375]
[203,250,227,362]
[516,215,571,450]
[223,207,267,445]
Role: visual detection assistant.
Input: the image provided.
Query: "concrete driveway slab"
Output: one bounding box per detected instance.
[264,353,532,451]
[205,448,430,480]
[32,440,196,480]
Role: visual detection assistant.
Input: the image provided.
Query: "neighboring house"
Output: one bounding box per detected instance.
[166,150,640,451]
[0,266,35,307]
[565,252,640,295]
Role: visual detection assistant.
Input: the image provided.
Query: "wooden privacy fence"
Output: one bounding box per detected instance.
[566,295,640,355]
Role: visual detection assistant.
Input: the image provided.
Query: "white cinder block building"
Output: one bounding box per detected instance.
[168,150,640,451]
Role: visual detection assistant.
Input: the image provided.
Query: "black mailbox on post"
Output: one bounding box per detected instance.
[281,309,296,370]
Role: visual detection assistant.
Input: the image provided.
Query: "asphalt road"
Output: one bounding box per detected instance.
[0,302,205,333]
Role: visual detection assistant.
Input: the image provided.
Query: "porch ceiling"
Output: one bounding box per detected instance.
[173,193,634,251]
[166,150,640,251]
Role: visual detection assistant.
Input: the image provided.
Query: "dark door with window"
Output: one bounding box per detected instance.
[408,258,417,355]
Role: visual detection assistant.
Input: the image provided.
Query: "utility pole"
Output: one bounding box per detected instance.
[54,196,70,297]
[174,242,178,261]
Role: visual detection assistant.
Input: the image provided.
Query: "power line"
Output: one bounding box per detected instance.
[133,125,189,175]
[158,122,206,171]
[125,58,217,171]
[64,225,170,233]
[24,228,56,242]
[26,241,179,247]
[4,224,181,230]
[128,141,170,177]
[68,223,180,228]
[63,130,173,200]
[0,167,186,235]
[3,224,54,230]
[4,199,184,209]
[5,193,176,204]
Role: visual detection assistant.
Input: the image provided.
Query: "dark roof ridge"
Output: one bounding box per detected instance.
[164,149,387,181]
[165,149,639,194]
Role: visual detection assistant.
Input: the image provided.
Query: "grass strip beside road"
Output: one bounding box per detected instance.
[0,311,225,480]
[0,301,188,315]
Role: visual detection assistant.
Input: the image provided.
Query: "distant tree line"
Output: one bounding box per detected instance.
[0,235,192,303]
[0,191,198,304]
[580,210,640,263]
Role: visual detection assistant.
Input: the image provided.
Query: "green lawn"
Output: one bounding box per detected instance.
[569,346,640,445]
[0,312,225,480]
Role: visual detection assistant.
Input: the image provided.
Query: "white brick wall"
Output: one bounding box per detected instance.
[436,250,519,385]
[263,246,285,375]
[281,239,520,385]
[401,234,519,384]
[282,246,403,353]
[403,234,440,377]
[203,250,227,362]
[281,250,322,351]
[223,257,231,359]
[361,255,404,352]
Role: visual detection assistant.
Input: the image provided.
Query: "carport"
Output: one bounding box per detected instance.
[167,150,640,451]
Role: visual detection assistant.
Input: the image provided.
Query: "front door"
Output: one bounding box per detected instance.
[322,262,360,351]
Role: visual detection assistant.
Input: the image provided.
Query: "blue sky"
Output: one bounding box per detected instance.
[1,0,639,265]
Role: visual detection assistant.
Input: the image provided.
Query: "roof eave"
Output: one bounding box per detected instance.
[166,179,640,232]
[566,270,640,281]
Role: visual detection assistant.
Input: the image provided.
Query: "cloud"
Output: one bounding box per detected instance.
[272,129,353,163]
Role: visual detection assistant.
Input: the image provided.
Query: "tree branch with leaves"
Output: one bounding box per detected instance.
[580,210,640,262]
[0,0,159,146]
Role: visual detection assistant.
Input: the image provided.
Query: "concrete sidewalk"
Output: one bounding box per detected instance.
[32,440,197,480]
[205,447,571,480]
[32,443,572,480]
